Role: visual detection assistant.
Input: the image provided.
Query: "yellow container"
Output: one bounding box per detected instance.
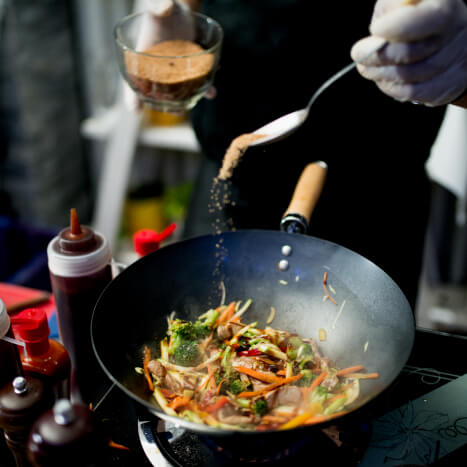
[124,197,168,236]
[143,107,187,127]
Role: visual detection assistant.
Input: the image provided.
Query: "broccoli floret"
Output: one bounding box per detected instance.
[193,320,211,339]
[295,369,314,387]
[229,379,245,395]
[310,385,328,405]
[169,319,196,339]
[172,341,201,367]
[197,309,219,329]
[169,319,209,357]
[252,399,268,417]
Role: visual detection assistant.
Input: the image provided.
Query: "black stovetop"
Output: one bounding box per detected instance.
[2,327,467,466]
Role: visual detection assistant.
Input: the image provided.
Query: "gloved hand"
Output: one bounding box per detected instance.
[123,0,196,111]
[351,0,467,107]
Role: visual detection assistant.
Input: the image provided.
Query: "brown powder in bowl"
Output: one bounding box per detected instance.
[125,39,215,101]
[217,133,266,180]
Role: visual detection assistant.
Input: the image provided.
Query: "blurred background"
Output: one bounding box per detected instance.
[1,0,466,334]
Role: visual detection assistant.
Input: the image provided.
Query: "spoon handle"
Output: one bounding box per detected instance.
[306,41,388,110]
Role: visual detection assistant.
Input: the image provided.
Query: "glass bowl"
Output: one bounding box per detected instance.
[114,11,223,113]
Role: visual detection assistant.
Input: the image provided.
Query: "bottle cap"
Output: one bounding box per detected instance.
[0,299,10,338]
[133,223,177,257]
[47,231,111,277]
[133,229,160,256]
[11,308,49,343]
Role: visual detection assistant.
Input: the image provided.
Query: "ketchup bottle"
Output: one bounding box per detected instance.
[11,308,71,400]
[0,376,54,467]
[47,209,112,404]
[27,399,105,467]
[0,299,23,388]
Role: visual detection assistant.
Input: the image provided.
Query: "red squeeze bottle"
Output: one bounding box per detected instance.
[0,299,23,389]
[11,308,71,400]
[47,209,112,404]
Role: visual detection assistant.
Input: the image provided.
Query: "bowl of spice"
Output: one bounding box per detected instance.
[115,11,223,113]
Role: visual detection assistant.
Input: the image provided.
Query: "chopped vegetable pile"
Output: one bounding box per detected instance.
[139,300,379,431]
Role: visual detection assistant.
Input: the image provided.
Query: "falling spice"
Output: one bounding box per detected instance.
[217,133,266,180]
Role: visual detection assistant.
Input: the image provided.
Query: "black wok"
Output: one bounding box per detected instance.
[91,162,414,440]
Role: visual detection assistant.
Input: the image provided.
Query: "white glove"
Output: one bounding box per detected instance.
[123,0,195,112]
[351,0,467,106]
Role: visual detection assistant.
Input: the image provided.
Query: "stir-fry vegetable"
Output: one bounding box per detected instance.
[139,300,378,431]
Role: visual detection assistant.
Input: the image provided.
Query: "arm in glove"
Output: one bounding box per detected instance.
[351,0,467,107]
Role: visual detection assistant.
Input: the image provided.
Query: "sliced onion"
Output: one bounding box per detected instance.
[266,307,276,324]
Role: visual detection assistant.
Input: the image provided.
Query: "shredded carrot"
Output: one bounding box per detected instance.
[216,301,236,326]
[346,372,380,380]
[279,402,321,430]
[337,365,364,377]
[237,373,303,398]
[261,415,289,424]
[169,396,191,411]
[234,366,284,384]
[160,388,177,398]
[143,346,154,392]
[216,378,227,395]
[197,365,215,391]
[309,371,328,393]
[276,369,286,376]
[323,271,337,305]
[204,396,229,413]
[303,410,348,426]
[199,330,214,352]
[325,393,347,406]
[109,440,130,451]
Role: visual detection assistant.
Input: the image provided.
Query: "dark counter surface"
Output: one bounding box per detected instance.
[1,327,466,466]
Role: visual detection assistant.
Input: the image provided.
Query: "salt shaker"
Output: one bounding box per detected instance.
[47,208,113,404]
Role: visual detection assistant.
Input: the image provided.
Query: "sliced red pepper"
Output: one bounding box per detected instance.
[204,396,229,413]
[238,349,262,357]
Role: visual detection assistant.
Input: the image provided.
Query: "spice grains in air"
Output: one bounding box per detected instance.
[217,133,266,181]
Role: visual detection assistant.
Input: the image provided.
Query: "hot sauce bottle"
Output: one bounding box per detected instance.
[0,299,23,389]
[47,209,112,404]
[11,308,71,400]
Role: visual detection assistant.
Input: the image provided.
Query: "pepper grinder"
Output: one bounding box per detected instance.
[27,399,105,467]
[0,376,54,467]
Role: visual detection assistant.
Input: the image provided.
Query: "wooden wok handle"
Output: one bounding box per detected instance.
[280,161,327,233]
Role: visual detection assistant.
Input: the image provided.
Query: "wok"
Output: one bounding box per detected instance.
[91,162,414,440]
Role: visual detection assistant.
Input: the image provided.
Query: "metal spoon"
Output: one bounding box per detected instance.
[249,45,384,147]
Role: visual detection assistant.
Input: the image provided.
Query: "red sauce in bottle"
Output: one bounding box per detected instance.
[11,308,71,400]
[47,209,112,404]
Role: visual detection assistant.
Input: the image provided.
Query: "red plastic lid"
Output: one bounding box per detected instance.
[133,223,177,257]
[11,308,50,343]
